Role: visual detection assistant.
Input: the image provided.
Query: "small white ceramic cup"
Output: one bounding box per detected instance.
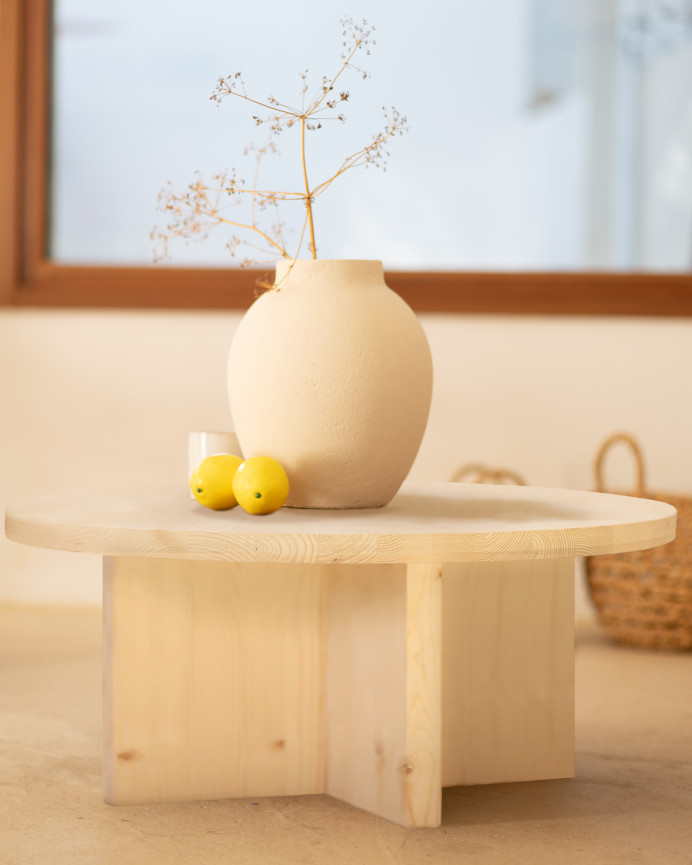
[188,430,243,497]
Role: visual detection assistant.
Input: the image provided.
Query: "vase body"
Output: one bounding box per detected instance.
[227,260,433,508]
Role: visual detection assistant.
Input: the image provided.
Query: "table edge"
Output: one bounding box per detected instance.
[5,510,677,565]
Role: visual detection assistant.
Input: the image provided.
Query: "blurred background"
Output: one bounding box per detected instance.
[1,0,692,617]
[49,0,692,269]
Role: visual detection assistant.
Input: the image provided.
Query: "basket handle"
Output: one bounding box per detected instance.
[450,463,526,485]
[594,433,646,496]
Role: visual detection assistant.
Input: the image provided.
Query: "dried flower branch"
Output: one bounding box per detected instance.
[151,18,407,271]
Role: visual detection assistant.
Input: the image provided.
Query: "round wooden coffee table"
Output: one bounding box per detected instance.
[5,482,676,827]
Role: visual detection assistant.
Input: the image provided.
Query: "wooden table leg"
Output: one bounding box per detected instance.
[440,558,575,787]
[325,562,443,827]
[103,557,443,827]
[102,555,573,826]
[103,556,327,805]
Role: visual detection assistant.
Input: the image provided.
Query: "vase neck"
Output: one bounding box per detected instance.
[274,259,384,286]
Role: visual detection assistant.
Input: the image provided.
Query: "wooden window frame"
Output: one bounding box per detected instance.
[2,0,692,315]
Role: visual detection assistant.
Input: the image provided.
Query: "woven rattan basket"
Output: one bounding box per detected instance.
[450,463,527,485]
[585,433,692,650]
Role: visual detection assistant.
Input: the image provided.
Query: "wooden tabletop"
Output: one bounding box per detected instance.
[4,482,676,565]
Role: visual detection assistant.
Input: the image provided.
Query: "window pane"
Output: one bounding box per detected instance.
[50,0,692,271]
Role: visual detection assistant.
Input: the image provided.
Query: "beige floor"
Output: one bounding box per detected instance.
[1,605,691,865]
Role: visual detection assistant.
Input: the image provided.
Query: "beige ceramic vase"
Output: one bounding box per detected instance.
[227,259,433,508]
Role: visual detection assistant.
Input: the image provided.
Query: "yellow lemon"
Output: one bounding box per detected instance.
[190,454,243,510]
[232,456,289,515]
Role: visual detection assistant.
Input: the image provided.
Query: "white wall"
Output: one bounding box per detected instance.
[2,309,691,618]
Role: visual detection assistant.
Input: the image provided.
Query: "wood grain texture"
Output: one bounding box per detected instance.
[325,563,442,827]
[325,564,408,823]
[404,563,442,826]
[103,557,326,804]
[441,558,575,786]
[7,482,677,826]
[5,482,677,565]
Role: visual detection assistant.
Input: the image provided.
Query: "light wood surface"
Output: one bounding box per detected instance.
[101,555,576,826]
[103,558,444,826]
[104,557,327,804]
[6,482,677,828]
[404,563,443,824]
[441,559,575,786]
[5,482,677,564]
[325,564,409,822]
[325,563,442,827]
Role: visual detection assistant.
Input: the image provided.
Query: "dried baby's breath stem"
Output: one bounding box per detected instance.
[300,117,317,258]
[153,18,405,273]
[303,23,366,118]
[311,107,407,199]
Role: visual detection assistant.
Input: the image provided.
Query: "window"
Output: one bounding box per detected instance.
[2,0,691,313]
